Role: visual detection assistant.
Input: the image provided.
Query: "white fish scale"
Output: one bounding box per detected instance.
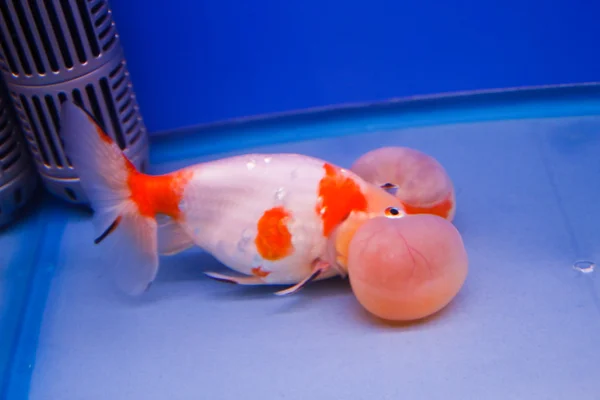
[178,153,333,283]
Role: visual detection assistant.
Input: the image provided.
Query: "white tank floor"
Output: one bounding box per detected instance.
[14,115,600,399]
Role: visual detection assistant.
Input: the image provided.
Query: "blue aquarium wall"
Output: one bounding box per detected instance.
[110,0,600,134]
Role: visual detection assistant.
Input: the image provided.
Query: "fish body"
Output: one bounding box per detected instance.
[60,101,405,295]
[169,154,344,284]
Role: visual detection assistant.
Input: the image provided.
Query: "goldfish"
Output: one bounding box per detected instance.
[59,101,407,296]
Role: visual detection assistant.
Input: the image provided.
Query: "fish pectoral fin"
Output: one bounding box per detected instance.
[273,260,331,296]
[204,271,266,285]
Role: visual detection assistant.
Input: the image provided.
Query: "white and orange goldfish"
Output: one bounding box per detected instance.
[59,102,407,296]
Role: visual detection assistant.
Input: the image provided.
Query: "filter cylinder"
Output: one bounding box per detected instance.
[0,0,149,204]
[0,80,38,228]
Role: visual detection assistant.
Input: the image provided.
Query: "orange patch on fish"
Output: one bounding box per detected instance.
[402,194,454,219]
[251,266,271,278]
[127,161,193,219]
[317,163,368,237]
[255,206,295,261]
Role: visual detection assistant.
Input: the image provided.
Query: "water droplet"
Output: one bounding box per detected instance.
[247,159,257,170]
[573,260,595,274]
[264,156,272,164]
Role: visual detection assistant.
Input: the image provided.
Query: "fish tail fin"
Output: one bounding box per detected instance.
[60,100,158,295]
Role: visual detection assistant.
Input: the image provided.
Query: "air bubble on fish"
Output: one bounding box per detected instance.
[274,187,286,204]
[241,228,254,240]
[237,229,254,252]
[264,156,272,164]
[316,195,324,208]
[178,199,187,211]
[247,159,257,170]
[237,239,248,253]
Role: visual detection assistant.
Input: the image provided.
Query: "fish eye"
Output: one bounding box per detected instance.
[384,206,403,218]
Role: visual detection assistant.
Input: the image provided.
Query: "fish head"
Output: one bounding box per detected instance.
[326,183,406,273]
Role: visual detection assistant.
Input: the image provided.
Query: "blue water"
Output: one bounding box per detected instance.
[2,86,600,399]
[109,0,600,132]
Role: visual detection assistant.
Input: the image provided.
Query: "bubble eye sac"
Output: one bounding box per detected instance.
[384,207,403,218]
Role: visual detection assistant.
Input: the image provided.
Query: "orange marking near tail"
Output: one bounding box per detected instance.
[84,110,193,219]
[126,160,193,219]
[251,266,271,278]
[317,163,368,237]
[402,194,454,219]
[255,206,294,261]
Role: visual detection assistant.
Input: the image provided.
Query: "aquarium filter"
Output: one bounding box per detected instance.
[0,79,38,228]
[0,0,149,205]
